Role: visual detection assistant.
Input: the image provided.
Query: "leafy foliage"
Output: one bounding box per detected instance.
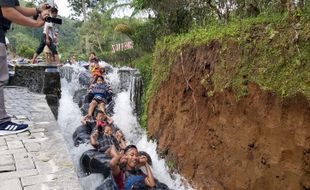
[147,11,310,105]
[132,0,308,36]
[17,45,35,59]
[131,54,153,128]
[67,0,118,19]
[56,17,80,60]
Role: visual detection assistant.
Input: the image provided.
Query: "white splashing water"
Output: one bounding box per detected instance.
[58,66,105,189]
[58,64,193,190]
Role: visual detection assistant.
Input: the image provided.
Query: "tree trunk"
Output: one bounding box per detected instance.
[287,0,295,16]
[298,0,304,9]
[82,0,87,21]
[96,34,104,54]
[207,0,222,20]
[85,35,90,55]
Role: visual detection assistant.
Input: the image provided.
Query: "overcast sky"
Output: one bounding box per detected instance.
[51,0,71,17]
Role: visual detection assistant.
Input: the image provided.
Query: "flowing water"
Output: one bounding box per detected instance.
[57,64,193,190]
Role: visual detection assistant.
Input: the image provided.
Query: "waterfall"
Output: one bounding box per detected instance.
[129,70,143,117]
[58,64,193,190]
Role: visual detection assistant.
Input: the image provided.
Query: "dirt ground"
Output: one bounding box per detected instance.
[148,44,310,190]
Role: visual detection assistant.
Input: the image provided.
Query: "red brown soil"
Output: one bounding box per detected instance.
[147,43,310,190]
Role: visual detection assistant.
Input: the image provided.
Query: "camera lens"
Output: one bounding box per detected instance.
[45,16,51,22]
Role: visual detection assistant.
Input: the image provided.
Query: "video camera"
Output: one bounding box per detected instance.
[45,4,62,25]
[33,3,62,25]
[45,16,62,25]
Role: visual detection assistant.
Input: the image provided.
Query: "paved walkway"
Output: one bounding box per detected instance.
[0,87,81,190]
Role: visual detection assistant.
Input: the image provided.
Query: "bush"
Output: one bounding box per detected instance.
[99,48,144,66]
[131,54,153,128]
[130,21,156,52]
[17,45,35,59]
[133,54,153,87]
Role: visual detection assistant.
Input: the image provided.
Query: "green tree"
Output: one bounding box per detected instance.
[56,17,79,60]
[67,0,119,20]
[133,0,193,34]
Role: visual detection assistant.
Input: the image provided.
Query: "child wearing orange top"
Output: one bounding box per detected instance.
[89,58,104,77]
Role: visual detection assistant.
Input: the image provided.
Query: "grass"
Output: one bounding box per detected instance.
[145,12,310,106]
[124,11,310,129]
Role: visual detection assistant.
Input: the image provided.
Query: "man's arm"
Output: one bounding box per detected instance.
[80,116,87,125]
[139,155,155,187]
[15,3,50,17]
[109,146,122,176]
[14,6,37,16]
[1,7,45,28]
[106,115,114,124]
[144,163,156,187]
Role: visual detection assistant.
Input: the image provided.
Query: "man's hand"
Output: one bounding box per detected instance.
[39,3,51,12]
[115,131,124,142]
[139,155,148,166]
[35,17,45,27]
[91,129,99,139]
[1,7,46,28]
[34,9,49,28]
[40,9,50,20]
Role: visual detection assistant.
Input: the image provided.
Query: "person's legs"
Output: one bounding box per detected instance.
[0,43,28,135]
[87,100,98,118]
[0,83,10,123]
[44,52,49,64]
[0,44,10,122]
[32,34,46,64]
[51,53,55,62]
[47,39,60,64]
[98,102,106,114]
[44,46,51,64]
[54,54,60,65]
[31,53,38,64]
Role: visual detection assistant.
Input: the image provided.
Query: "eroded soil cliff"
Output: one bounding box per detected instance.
[148,43,310,190]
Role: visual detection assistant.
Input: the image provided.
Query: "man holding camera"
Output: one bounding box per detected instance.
[32,7,60,65]
[0,0,50,135]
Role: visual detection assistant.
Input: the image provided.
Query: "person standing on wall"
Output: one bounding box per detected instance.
[44,30,58,64]
[31,7,60,65]
[43,45,52,64]
[0,0,50,135]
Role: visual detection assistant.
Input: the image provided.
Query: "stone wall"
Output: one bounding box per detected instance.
[118,68,143,116]
[11,65,61,119]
